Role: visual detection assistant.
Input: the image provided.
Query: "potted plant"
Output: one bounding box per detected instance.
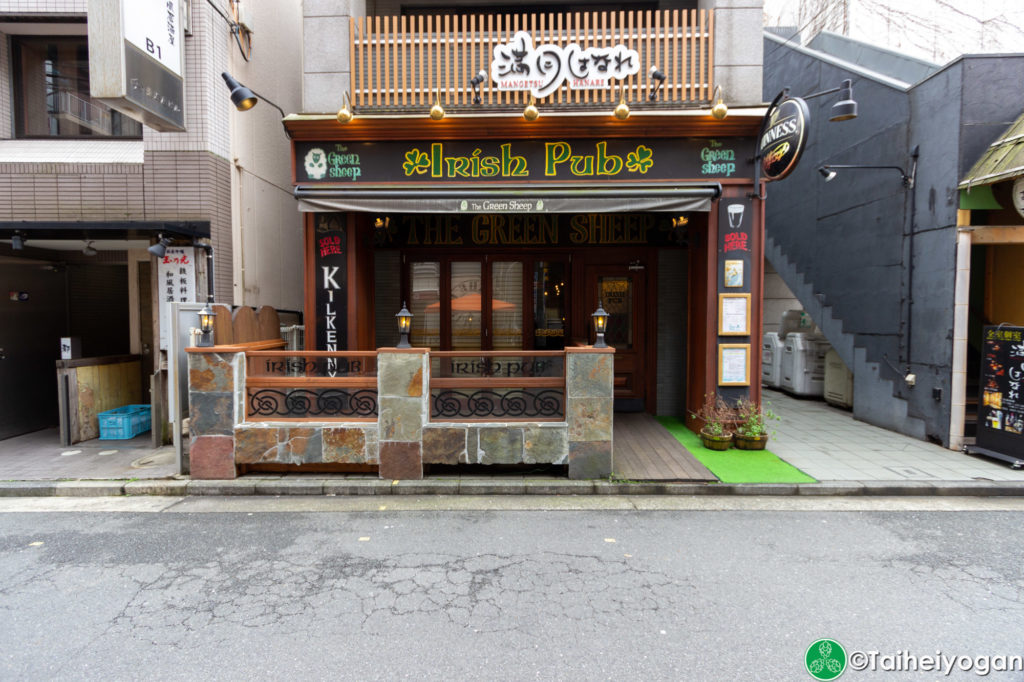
[733,399,779,450]
[690,394,735,450]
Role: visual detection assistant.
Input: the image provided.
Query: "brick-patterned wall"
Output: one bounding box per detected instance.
[0,1,86,11]
[0,150,233,301]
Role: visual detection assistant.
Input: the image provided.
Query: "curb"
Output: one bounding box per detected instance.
[3,477,1024,498]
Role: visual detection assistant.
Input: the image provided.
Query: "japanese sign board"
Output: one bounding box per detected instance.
[88,0,186,132]
[158,247,196,350]
[978,325,1024,459]
[490,31,640,97]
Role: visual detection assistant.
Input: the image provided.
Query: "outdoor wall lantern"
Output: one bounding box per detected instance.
[613,86,630,120]
[469,70,487,105]
[592,302,610,348]
[337,91,354,124]
[147,234,171,258]
[648,66,666,100]
[430,90,446,121]
[396,302,413,348]
[195,302,215,347]
[11,232,24,250]
[523,95,540,122]
[192,240,217,347]
[710,85,729,120]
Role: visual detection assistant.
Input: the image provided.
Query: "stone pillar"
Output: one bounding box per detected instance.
[566,347,615,479]
[377,348,428,479]
[187,350,243,479]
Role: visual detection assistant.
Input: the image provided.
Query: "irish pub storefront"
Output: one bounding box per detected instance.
[186,10,768,479]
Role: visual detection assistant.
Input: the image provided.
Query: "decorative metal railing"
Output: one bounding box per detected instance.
[244,351,378,421]
[350,9,714,112]
[429,351,566,421]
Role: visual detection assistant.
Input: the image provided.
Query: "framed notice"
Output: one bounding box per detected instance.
[718,293,751,336]
[719,344,751,386]
[724,260,744,287]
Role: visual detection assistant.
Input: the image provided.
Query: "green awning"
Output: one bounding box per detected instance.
[959,111,1024,190]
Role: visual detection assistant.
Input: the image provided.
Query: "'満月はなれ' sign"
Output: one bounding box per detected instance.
[295,138,753,184]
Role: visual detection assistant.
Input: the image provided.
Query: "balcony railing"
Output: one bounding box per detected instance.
[350,9,714,112]
[244,350,379,421]
[429,351,566,421]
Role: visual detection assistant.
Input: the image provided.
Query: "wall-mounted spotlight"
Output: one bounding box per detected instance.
[671,216,689,228]
[818,146,918,188]
[829,79,857,122]
[221,72,289,133]
[523,95,539,122]
[374,216,391,229]
[337,91,354,124]
[648,66,666,100]
[11,232,24,250]
[613,86,630,120]
[430,90,445,120]
[469,70,487,105]
[147,234,171,258]
[710,85,728,120]
[82,240,97,256]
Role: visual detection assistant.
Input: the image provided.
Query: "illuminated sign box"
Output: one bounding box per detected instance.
[88,0,186,132]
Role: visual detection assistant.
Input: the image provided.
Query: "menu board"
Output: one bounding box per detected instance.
[978,325,1024,458]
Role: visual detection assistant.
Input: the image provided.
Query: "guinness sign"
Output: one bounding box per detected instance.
[758,97,810,182]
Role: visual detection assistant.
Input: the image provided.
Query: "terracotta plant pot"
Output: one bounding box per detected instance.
[700,430,733,451]
[734,433,769,450]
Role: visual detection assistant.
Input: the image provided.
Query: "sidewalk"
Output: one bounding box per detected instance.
[1,391,1022,497]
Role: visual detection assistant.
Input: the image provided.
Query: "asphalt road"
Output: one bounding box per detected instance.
[1,499,1022,681]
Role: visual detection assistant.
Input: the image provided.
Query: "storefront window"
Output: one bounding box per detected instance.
[410,261,441,348]
[492,261,523,350]
[533,262,566,350]
[450,261,482,350]
[599,275,633,349]
[12,36,142,138]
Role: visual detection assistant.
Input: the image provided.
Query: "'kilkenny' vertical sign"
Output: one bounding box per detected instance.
[314,214,347,356]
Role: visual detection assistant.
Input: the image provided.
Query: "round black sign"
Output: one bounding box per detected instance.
[759,97,810,182]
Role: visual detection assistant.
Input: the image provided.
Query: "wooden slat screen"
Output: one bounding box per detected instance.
[350,10,714,112]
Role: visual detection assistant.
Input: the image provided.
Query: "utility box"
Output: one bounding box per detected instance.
[824,348,853,408]
[781,333,827,397]
[762,331,783,389]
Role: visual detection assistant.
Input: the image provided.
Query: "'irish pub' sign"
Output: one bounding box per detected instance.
[295,138,753,185]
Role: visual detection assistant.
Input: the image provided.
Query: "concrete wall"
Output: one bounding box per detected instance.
[765,38,1024,446]
[227,0,304,311]
[701,0,763,105]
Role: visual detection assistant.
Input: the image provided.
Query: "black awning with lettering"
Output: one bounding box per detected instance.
[294,182,721,214]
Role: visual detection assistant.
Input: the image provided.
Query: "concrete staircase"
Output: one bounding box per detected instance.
[766,235,927,440]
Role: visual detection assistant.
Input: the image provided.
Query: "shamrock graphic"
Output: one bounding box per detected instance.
[626,145,654,173]
[403,148,431,175]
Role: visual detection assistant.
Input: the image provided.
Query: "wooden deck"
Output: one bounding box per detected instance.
[612,413,717,481]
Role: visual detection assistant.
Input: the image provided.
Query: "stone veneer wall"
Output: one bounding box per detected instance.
[186,347,614,480]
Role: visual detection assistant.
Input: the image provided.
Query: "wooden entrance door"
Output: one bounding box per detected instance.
[586,264,646,411]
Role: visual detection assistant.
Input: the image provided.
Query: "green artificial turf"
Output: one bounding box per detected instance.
[656,416,816,484]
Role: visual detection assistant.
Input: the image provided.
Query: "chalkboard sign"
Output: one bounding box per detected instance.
[978,325,1024,459]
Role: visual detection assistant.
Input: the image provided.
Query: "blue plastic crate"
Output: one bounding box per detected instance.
[98,404,152,440]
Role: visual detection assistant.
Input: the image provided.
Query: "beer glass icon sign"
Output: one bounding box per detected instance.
[728,204,745,229]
